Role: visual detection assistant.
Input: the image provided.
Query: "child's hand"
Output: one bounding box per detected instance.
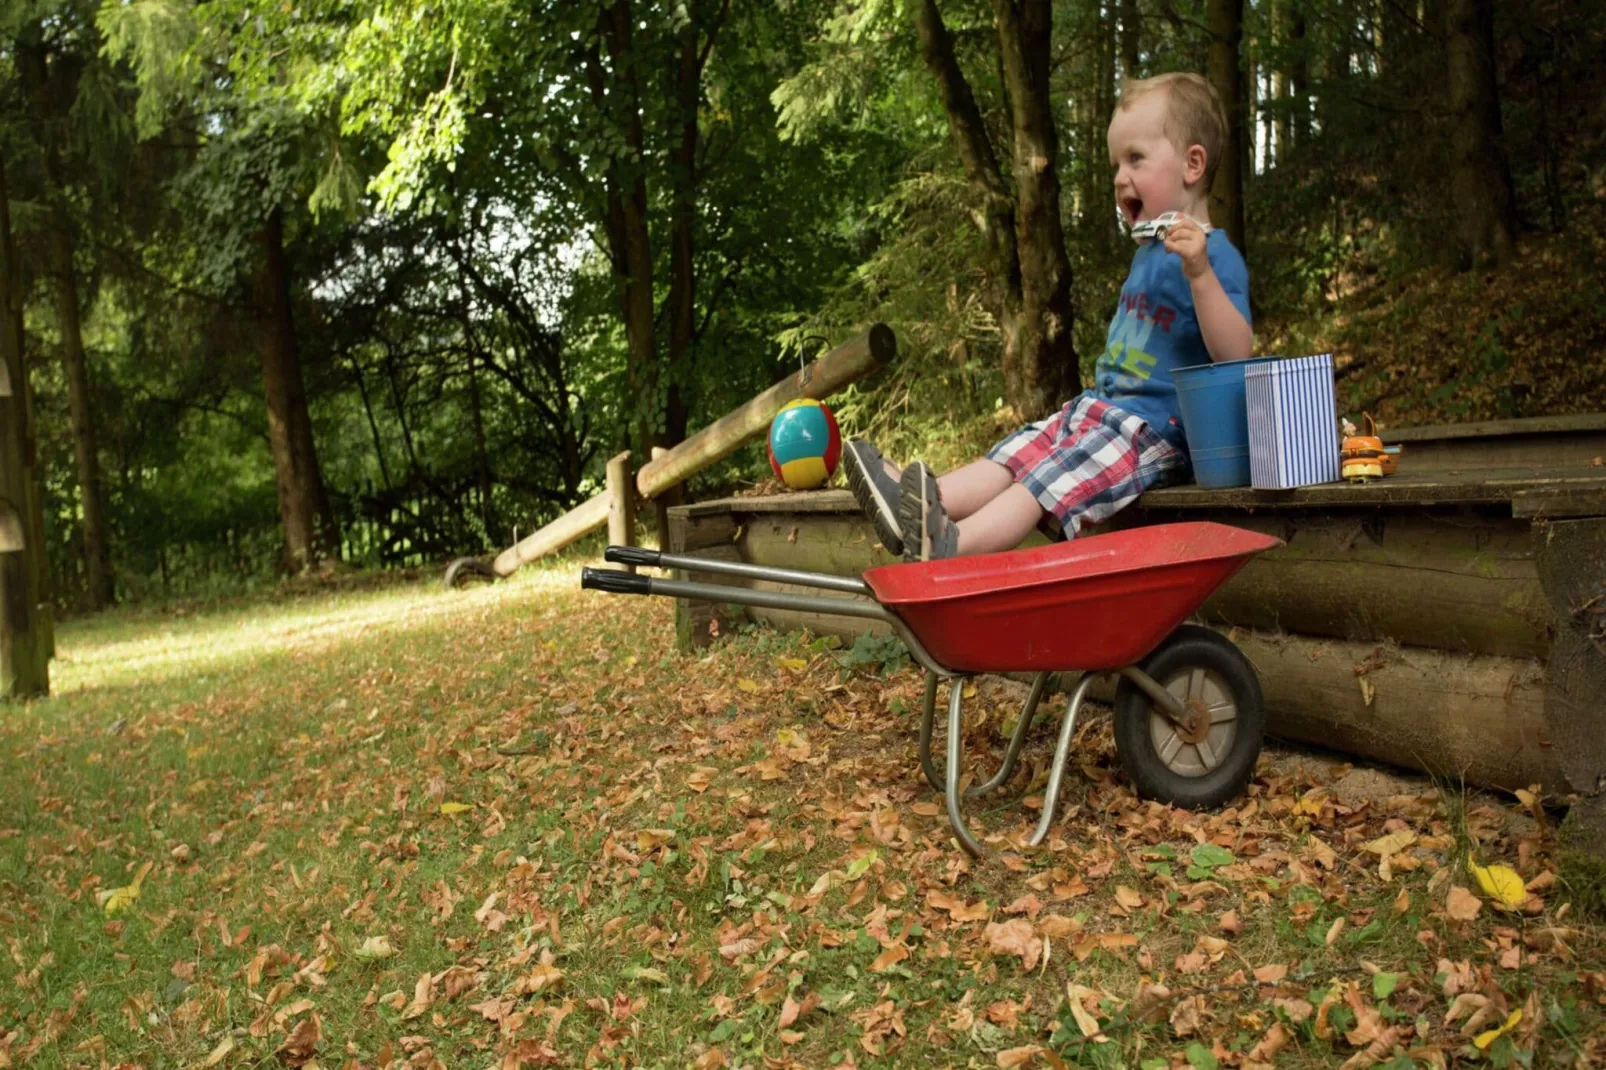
[1162,217,1211,280]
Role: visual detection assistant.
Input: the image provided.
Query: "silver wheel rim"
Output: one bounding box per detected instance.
[1146,666,1238,778]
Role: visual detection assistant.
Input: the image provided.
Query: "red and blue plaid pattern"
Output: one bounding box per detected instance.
[986,394,1186,537]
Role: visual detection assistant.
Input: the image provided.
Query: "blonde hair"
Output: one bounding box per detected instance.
[1117,73,1228,188]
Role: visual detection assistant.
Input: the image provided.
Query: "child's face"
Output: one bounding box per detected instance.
[1107,90,1199,226]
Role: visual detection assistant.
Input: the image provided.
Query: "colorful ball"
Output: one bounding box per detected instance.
[767,399,841,490]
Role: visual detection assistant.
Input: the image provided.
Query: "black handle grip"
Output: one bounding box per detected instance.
[581,567,652,595]
[605,545,661,567]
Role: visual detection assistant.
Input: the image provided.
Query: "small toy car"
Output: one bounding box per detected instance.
[1130,211,1212,244]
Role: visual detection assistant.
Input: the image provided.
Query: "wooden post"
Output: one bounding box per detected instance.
[606,451,636,572]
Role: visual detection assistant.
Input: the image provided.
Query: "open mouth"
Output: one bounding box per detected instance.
[1121,197,1144,224]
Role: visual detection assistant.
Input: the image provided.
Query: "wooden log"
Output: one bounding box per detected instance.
[1129,510,1553,658]
[668,511,749,650]
[635,324,895,499]
[606,451,636,573]
[492,492,610,577]
[1227,631,1561,793]
[1532,517,1606,798]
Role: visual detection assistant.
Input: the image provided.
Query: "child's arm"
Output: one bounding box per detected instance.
[1163,219,1253,362]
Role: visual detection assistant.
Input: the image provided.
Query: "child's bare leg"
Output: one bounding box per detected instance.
[934,460,1014,521]
[954,484,1047,555]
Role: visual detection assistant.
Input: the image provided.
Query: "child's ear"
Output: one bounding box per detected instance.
[1185,144,1209,186]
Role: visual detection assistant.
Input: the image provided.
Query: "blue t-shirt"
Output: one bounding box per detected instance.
[1090,229,1251,449]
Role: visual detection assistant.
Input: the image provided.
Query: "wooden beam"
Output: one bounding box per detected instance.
[635,324,895,499]
[492,492,610,577]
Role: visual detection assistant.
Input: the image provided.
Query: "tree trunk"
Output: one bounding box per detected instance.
[1290,6,1309,149]
[47,228,113,608]
[914,0,1024,400]
[254,207,337,573]
[598,0,659,461]
[0,149,50,697]
[1206,0,1248,253]
[17,27,112,609]
[991,0,1080,419]
[1444,0,1517,266]
[1119,0,1141,78]
[656,4,701,545]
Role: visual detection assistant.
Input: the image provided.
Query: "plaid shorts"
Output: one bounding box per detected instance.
[985,394,1186,537]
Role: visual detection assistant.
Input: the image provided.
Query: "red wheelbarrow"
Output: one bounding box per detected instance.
[581,521,1282,857]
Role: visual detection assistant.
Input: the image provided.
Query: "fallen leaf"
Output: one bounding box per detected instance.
[276,1013,321,1067]
[439,801,474,815]
[1114,885,1144,910]
[869,942,909,972]
[355,936,394,961]
[996,1046,1044,1068]
[402,972,433,1020]
[927,890,990,923]
[201,1034,235,1068]
[984,920,1043,971]
[1275,998,1313,1024]
[97,861,154,916]
[1473,1009,1523,1050]
[1246,1022,1289,1063]
[1169,995,1204,1037]
[635,828,675,852]
[777,657,808,672]
[1218,910,1242,935]
[1065,983,1109,1043]
[1471,861,1527,908]
[736,678,760,693]
[1364,829,1416,857]
[1446,885,1482,922]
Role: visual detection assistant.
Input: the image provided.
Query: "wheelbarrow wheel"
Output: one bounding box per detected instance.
[1113,625,1264,808]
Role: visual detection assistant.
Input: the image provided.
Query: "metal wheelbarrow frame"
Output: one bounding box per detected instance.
[581,521,1281,857]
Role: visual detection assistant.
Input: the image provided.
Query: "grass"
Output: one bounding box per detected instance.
[2,559,1603,1069]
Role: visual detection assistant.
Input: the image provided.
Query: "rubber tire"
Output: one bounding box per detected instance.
[1112,624,1264,808]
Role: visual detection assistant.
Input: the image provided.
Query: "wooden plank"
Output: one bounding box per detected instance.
[492,492,610,576]
[683,490,862,517]
[1511,485,1606,520]
[683,470,1606,517]
[1387,413,1606,442]
[636,325,895,500]
[1138,468,1606,510]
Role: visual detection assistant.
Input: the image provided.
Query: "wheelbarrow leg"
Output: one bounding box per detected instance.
[966,671,1049,798]
[1030,673,1098,847]
[916,671,944,792]
[944,678,985,858]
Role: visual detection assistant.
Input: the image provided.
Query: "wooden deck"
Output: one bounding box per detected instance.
[663,415,1606,841]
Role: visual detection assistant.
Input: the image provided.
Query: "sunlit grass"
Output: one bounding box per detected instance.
[2,553,1602,1068]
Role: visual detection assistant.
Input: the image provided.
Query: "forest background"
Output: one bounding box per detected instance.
[1,0,1602,611]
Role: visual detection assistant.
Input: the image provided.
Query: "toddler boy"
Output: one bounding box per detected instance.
[845,72,1253,560]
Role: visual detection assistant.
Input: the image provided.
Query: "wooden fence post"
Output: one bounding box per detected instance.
[606,451,636,571]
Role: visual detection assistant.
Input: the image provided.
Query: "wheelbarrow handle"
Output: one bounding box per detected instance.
[605,546,661,567]
[580,567,652,595]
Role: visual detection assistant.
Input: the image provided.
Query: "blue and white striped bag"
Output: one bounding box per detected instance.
[1245,355,1340,489]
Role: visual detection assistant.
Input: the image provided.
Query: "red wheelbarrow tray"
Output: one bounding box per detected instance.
[862,521,1282,674]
